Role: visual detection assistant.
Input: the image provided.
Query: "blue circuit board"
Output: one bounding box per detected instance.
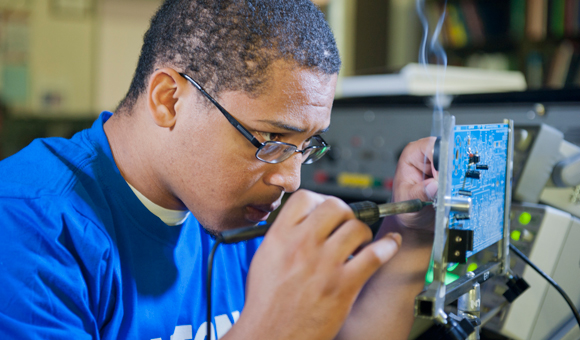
[450,124,509,257]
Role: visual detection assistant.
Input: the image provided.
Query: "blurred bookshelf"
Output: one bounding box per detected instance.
[432,0,580,90]
[323,0,580,91]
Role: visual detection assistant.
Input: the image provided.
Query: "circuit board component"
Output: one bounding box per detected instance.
[450,124,509,258]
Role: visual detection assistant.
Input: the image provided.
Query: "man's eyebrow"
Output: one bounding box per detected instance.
[257,120,330,135]
[317,126,330,134]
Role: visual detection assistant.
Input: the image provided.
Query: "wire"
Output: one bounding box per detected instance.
[509,243,580,327]
[207,237,223,340]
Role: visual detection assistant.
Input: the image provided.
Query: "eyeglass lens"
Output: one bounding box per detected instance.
[257,143,296,163]
[256,143,328,164]
[303,146,328,164]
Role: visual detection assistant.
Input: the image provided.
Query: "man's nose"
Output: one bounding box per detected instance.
[263,154,302,193]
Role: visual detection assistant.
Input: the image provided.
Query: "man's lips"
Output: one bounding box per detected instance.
[245,202,280,223]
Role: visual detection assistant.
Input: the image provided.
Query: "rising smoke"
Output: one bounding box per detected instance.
[416,0,448,139]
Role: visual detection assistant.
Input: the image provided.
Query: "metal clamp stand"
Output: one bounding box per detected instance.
[457,279,481,340]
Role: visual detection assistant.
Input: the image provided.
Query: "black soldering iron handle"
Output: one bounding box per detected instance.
[220,201,381,243]
[219,199,429,243]
[219,224,270,244]
[348,201,381,237]
[348,199,429,236]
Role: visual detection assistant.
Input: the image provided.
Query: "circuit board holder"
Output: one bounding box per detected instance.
[414,115,514,327]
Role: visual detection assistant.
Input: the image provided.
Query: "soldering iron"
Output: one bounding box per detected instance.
[206,198,433,338]
[218,199,433,243]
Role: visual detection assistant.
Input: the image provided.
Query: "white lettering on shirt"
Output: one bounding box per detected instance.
[214,314,232,339]
[151,311,239,340]
[193,322,214,340]
[171,325,192,340]
[231,311,240,323]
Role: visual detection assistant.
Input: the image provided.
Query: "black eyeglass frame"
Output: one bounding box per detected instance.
[180,72,330,164]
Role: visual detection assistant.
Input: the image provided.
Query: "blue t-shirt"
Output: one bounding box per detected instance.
[0,112,262,339]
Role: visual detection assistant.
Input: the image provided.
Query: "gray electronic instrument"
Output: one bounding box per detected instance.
[512,124,580,219]
[478,203,580,340]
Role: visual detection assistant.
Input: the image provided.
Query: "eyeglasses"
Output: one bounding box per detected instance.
[180,73,331,164]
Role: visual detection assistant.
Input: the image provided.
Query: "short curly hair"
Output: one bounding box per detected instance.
[117,0,341,113]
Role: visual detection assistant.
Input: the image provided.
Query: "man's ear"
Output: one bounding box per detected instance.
[146,68,187,128]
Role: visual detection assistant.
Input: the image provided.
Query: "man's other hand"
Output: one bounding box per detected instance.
[391,136,438,230]
[335,137,437,340]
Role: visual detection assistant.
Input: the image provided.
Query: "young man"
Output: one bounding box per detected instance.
[0,1,436,339]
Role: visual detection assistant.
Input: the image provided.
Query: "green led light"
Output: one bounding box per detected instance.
[445,272,460,285]
[425,258,461,285]
[425,259,434,284]
[447,263,459,272]
[519,212,532,225]
[425,267,434,284]
[511,230,521,241]
[467,262,478,272]
[425,267,460,285]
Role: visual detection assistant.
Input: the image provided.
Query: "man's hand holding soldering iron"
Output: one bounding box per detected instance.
[225,137,437,340]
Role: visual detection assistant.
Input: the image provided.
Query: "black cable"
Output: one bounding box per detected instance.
[206,225,270,339]
[509,243,580,327]
[207,237,223,340]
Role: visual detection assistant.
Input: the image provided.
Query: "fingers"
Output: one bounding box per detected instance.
[400,137,437,178]
[393,137,438,203]
[298,196,357,240]
[343,233,402,289]
[391,137,439,230]
[272,190,358,241]
[258,188,403,319]
[271,189,328,229]
[398,177,439,203]
[424,178,438,201]
[324,219,373,263]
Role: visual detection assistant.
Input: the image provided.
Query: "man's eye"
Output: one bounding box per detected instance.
[258,132,283,142]
[302,137,313,149]
[302,135,324,149]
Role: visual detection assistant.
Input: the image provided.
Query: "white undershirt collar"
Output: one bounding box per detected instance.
[126,182,190,226]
